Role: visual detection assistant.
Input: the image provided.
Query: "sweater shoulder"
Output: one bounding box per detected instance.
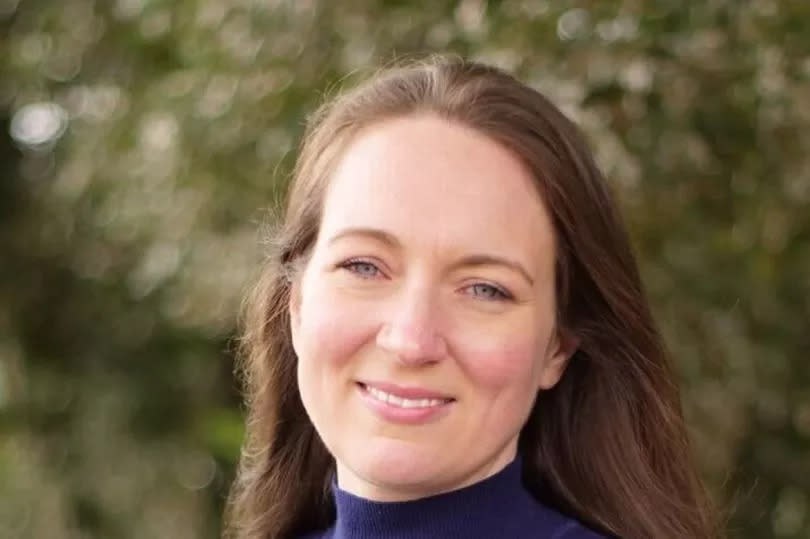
[543,519,605,538]
[522,500,606,538]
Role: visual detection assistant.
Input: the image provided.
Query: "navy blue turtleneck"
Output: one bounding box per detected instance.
[298,458,604,538]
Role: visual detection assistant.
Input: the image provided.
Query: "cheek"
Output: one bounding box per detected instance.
[454,317,553,391]
[463,340,537,389]
[296,280,378,370]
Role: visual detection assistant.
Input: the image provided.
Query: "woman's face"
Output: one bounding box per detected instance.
[290,114,574,501]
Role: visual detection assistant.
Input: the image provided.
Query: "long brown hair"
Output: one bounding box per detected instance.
[225,56,719,539]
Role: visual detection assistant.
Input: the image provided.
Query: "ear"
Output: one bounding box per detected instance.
[537,329,579,390]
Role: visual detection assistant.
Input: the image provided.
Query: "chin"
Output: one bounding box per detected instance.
[346,437,453,497]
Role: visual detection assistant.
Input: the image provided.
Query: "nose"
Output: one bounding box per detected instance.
[376,286,448,365]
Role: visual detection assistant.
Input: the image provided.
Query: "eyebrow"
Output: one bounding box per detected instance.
[327,227,535,286]
[450,254,535,286]
[327,227,402,248]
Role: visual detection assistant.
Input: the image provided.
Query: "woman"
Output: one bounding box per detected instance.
[225,57,719,538]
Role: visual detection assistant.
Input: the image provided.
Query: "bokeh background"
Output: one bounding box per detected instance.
[1,0,809,537]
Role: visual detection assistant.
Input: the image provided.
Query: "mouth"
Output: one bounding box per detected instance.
[356,382,455,409]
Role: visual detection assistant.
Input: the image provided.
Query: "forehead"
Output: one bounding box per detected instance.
[320,115,555,263]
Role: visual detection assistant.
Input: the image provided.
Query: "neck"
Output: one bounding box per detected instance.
[324,457,541,538]
[299,455,603,538]
[335,449,518,502]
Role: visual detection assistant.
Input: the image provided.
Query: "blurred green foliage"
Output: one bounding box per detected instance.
[1,0,809,537]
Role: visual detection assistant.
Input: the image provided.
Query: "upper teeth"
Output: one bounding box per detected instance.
[366,386,447,408]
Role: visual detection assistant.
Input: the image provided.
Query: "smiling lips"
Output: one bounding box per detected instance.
[366,385,449,408]
[357,381,455,423]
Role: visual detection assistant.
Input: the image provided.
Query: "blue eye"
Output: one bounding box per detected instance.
[340,259,381,278]
[468,283,512,301]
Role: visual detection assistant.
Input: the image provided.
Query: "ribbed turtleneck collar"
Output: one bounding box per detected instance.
[302,458,603,539]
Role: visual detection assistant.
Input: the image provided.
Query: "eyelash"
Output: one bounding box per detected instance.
[339,258,382,279]
[468,283,512,301]
[338,259,514,302]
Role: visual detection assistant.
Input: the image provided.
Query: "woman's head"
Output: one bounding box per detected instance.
[227,57,717,539]
[291,113,575,502]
